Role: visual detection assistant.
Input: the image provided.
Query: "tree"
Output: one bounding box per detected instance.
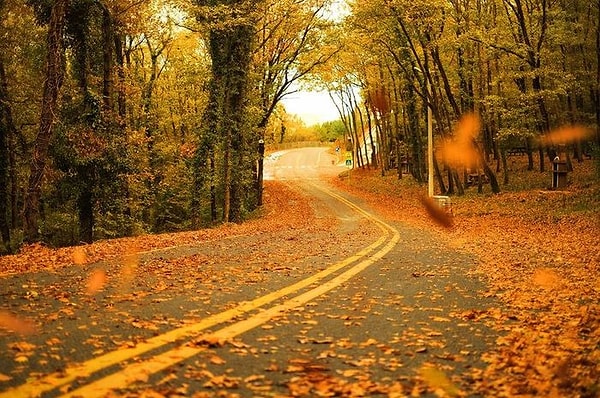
[0,58,12,250]
[314,120,346,142]
[195,0,262,223]
[23,0,69,243]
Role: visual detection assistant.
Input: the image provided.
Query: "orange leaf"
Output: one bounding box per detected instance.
[455,113,481,143]
[540,125,591,146]
[438,113,481,168]
[533,268,561,290]
[0,312,36,335]
[72,247,87,265]
[419,365,461,396]
[86,269,107,294]
[420,196,453,229]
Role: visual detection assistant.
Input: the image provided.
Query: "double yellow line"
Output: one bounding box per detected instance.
[2,185,399,398]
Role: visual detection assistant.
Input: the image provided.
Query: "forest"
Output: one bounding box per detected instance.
[0,0,598,253]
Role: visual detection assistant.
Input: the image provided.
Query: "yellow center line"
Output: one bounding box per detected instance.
[1,186,392,398]
[63,231,400,398]
[62,192,400,397]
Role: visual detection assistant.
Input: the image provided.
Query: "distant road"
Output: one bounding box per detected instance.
[264,146,342,181]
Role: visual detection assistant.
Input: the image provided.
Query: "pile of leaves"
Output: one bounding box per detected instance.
[332,158,600,397]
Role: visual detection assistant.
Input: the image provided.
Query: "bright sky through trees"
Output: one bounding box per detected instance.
[282,90,340,125]
[280,0,350,125]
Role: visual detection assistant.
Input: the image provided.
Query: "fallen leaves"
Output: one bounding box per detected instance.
[72,247,88,265]
[8,341,36,364]
[532,268,562,290]
[332,157,599,397]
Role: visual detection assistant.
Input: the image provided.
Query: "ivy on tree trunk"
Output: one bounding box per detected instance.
[23,0,69,243]
[196,0,259,223]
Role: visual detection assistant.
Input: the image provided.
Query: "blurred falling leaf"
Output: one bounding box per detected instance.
[120,245,140,288]
[540,126,591,146]
[86,269,107,294]
[420,365,462,397]
[0,311,36,335]
[72,247,88,265]
[439,113,481,168]
[455,113,481,142]
[420,196,453,229]
[533,268,561,290]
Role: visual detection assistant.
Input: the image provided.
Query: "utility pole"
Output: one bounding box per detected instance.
[257,139,265,206]
[426,78,433,197]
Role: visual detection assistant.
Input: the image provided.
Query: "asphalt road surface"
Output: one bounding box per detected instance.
[0,147,499,397]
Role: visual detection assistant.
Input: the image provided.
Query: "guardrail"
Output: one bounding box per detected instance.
[266,141,330,151]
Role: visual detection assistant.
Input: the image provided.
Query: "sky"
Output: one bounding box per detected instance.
[281,90,340,126]
[278,0,350,126]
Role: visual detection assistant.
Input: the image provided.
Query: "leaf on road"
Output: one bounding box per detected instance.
[193,335,225,348]
[209,355,226,365]
[203,374,240,389]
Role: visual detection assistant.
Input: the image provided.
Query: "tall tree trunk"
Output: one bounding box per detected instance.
[0,59,11,248]
[405,83,424,182]
[210,150,217,222]
[200,3,256,223]
[114,34,126,120]
[77,166,94,243]
[224,26,254,222]
[23,0,68,243]
[596,0,600,149]
[0,0,10,247]
[101,5,114,110]
[69,0,98,244]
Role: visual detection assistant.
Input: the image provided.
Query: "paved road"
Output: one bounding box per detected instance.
[0,147,498,397]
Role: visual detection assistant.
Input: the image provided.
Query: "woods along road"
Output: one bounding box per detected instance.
[0,147,500,397]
